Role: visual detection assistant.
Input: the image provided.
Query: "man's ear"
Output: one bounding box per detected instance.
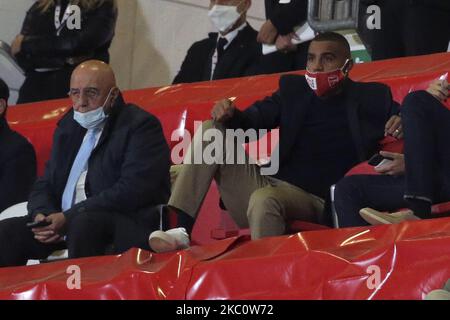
[110,87,120,103]
[0,99,6,117]
[106,87,120,112]
[346,58,354,73]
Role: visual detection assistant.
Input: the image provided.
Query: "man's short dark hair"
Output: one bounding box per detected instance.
[0,78,9,102]
[312,32,351,58]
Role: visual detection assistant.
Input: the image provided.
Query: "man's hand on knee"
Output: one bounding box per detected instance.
[211,98,235,123]
[427,79,449,102]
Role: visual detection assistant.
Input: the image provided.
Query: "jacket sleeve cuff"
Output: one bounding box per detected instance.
[224,109,247,129]
[269,16,292,36]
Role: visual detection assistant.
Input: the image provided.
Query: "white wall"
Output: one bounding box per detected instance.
[0,0,266,91]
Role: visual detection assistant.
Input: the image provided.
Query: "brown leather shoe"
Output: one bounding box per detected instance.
[359,208,421,225]
[424,289,450,300]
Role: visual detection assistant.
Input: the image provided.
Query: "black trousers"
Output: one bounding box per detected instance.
[334,91,450,227]
[0,211,154,268]
[17,66,74,104]
[358,1,450,61]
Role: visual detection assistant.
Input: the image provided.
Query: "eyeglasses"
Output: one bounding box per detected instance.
[68,88,101,100]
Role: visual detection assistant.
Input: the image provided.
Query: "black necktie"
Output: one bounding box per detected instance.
[216,37,228,61]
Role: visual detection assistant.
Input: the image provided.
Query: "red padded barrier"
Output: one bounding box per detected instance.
[0,218,449,300]
[8,52,450,176]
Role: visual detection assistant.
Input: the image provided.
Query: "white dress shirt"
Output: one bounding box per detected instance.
[210,22,247,80]
[73,125,104,205]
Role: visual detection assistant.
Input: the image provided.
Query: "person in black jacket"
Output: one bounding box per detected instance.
[11,0,117,104]
[173,0,268,84]
[335,79,450,227]
[0,61,171,267]
[0,78,37,214]
[149,33,402,253]
[358,0,450,61]
[257,0,310,72]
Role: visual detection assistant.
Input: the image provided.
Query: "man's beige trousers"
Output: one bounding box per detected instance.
[169,120,324,239]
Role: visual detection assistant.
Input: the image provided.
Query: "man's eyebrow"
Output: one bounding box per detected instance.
[321,52,337,57]
[69,87,99,91]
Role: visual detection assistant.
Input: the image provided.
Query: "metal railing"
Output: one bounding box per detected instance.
[0,40,25,105]
[307,0,360,32]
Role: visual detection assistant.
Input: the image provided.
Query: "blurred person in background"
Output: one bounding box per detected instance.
[257,0,310,72]
[11,0,117,104]
[358,0,450,61]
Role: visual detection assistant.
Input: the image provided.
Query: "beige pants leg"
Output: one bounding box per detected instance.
[247,179,325,239]
[169,120,269,227]
[169,120,325,238]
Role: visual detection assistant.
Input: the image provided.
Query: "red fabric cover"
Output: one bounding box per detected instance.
[0,217,449,300]
[8,52,450,176]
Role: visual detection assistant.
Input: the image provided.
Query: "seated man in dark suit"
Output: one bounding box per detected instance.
[0,61,171,267]
[173,0,275,84]
[149,32,402,253]
[334,78,450,227]
[0,78,37,213]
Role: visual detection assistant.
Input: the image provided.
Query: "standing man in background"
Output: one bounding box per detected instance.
[358,0,450,61]
[11,0,118,104]
[257,0,310,72]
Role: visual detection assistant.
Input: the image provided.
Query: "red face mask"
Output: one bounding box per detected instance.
[305,59,351,97]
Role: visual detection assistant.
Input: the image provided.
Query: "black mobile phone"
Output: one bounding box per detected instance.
[368,154,394,166]
[26,220,51,229]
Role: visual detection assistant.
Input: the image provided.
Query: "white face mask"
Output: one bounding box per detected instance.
[73,89,113,129]
[208,3,243,34]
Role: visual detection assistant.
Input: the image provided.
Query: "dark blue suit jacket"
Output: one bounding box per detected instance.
[172,23,296,83]
[0,118,36,213]
[227,75,400,168]
[27,95,171,229]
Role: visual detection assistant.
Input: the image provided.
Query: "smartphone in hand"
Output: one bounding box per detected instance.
[26,220,51,229]
[368,154,394,167]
